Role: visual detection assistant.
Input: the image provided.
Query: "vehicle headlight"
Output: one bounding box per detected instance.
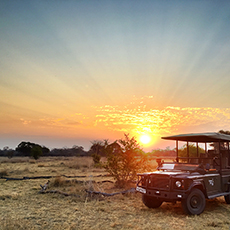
[175,181,182,188]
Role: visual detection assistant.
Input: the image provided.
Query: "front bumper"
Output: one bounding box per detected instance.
[136,186,186,200]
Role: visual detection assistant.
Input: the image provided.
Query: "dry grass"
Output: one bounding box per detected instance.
[0,169,8,177]
[0,156,230,230]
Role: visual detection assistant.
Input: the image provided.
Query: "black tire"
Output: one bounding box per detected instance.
[225,194,230,204]
[181,188,206,215]
[142,194,163,208]
[224,181,230,204]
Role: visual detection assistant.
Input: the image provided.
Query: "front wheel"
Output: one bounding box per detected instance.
[142,194,163,208]
[181,188,206,215]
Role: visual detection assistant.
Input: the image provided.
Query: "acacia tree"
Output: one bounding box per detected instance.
[16,141,49,159]
[89,140,109,165]
[102,134,151,187]
[31,145,43,160]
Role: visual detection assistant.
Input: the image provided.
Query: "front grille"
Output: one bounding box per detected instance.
[149,175,170,190]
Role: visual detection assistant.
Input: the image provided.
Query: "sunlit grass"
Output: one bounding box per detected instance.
[0,156,230,229]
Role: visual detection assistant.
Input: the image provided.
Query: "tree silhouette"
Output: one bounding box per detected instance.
[178,143,205,158]
[16,141,50,159]
[31,145,43,160]
[90,134,151,187]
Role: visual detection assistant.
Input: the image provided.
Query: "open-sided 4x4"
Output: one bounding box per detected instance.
[136,132,230,215]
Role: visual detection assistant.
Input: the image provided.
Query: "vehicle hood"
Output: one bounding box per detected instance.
[138,170,219,179]
[138,170,198,177]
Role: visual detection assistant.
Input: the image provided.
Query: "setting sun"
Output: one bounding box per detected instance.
[1,0,230,153]
[140,134,151,145]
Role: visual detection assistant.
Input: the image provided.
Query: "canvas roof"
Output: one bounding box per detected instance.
[161,132,230,143]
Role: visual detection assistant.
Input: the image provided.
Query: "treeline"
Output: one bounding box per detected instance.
[0,141,90,159]
[3,129,228,160]
[148,147,176,157]
[0,140,177,160]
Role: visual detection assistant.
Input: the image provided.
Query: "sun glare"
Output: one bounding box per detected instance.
[140,134,151,145]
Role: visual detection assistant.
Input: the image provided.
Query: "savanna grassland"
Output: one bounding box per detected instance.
[0,157,230,230]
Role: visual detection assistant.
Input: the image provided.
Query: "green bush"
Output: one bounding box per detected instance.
[103,134,151,187]
[31,146,43,160]
[92,153,101,165]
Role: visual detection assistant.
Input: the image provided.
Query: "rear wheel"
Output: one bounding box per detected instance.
[225,194,230,204]
[224,183,230,204]
[142,194,163,208]
[181,188,206,215]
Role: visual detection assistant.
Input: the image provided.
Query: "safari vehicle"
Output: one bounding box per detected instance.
[136,132,230,215]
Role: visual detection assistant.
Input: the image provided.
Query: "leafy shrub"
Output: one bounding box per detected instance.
[31,146,43,160]
[92,153,101,165]
[90,134,151,187]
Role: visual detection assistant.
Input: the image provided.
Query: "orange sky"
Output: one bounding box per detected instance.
[1,95,230,150]
[1,1,230,150]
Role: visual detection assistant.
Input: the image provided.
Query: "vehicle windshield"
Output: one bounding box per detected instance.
[158,163,201,171]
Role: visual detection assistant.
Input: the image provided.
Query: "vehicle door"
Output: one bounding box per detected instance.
[203,174,221,197]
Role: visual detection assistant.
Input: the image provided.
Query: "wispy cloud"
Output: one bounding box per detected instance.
[3,96,230,140]
[17,114,86,130]
[93,96,230,136]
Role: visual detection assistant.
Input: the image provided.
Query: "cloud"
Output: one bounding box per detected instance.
[93,97,230,136]
[16,114,86,130]
[3,96,230,141]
